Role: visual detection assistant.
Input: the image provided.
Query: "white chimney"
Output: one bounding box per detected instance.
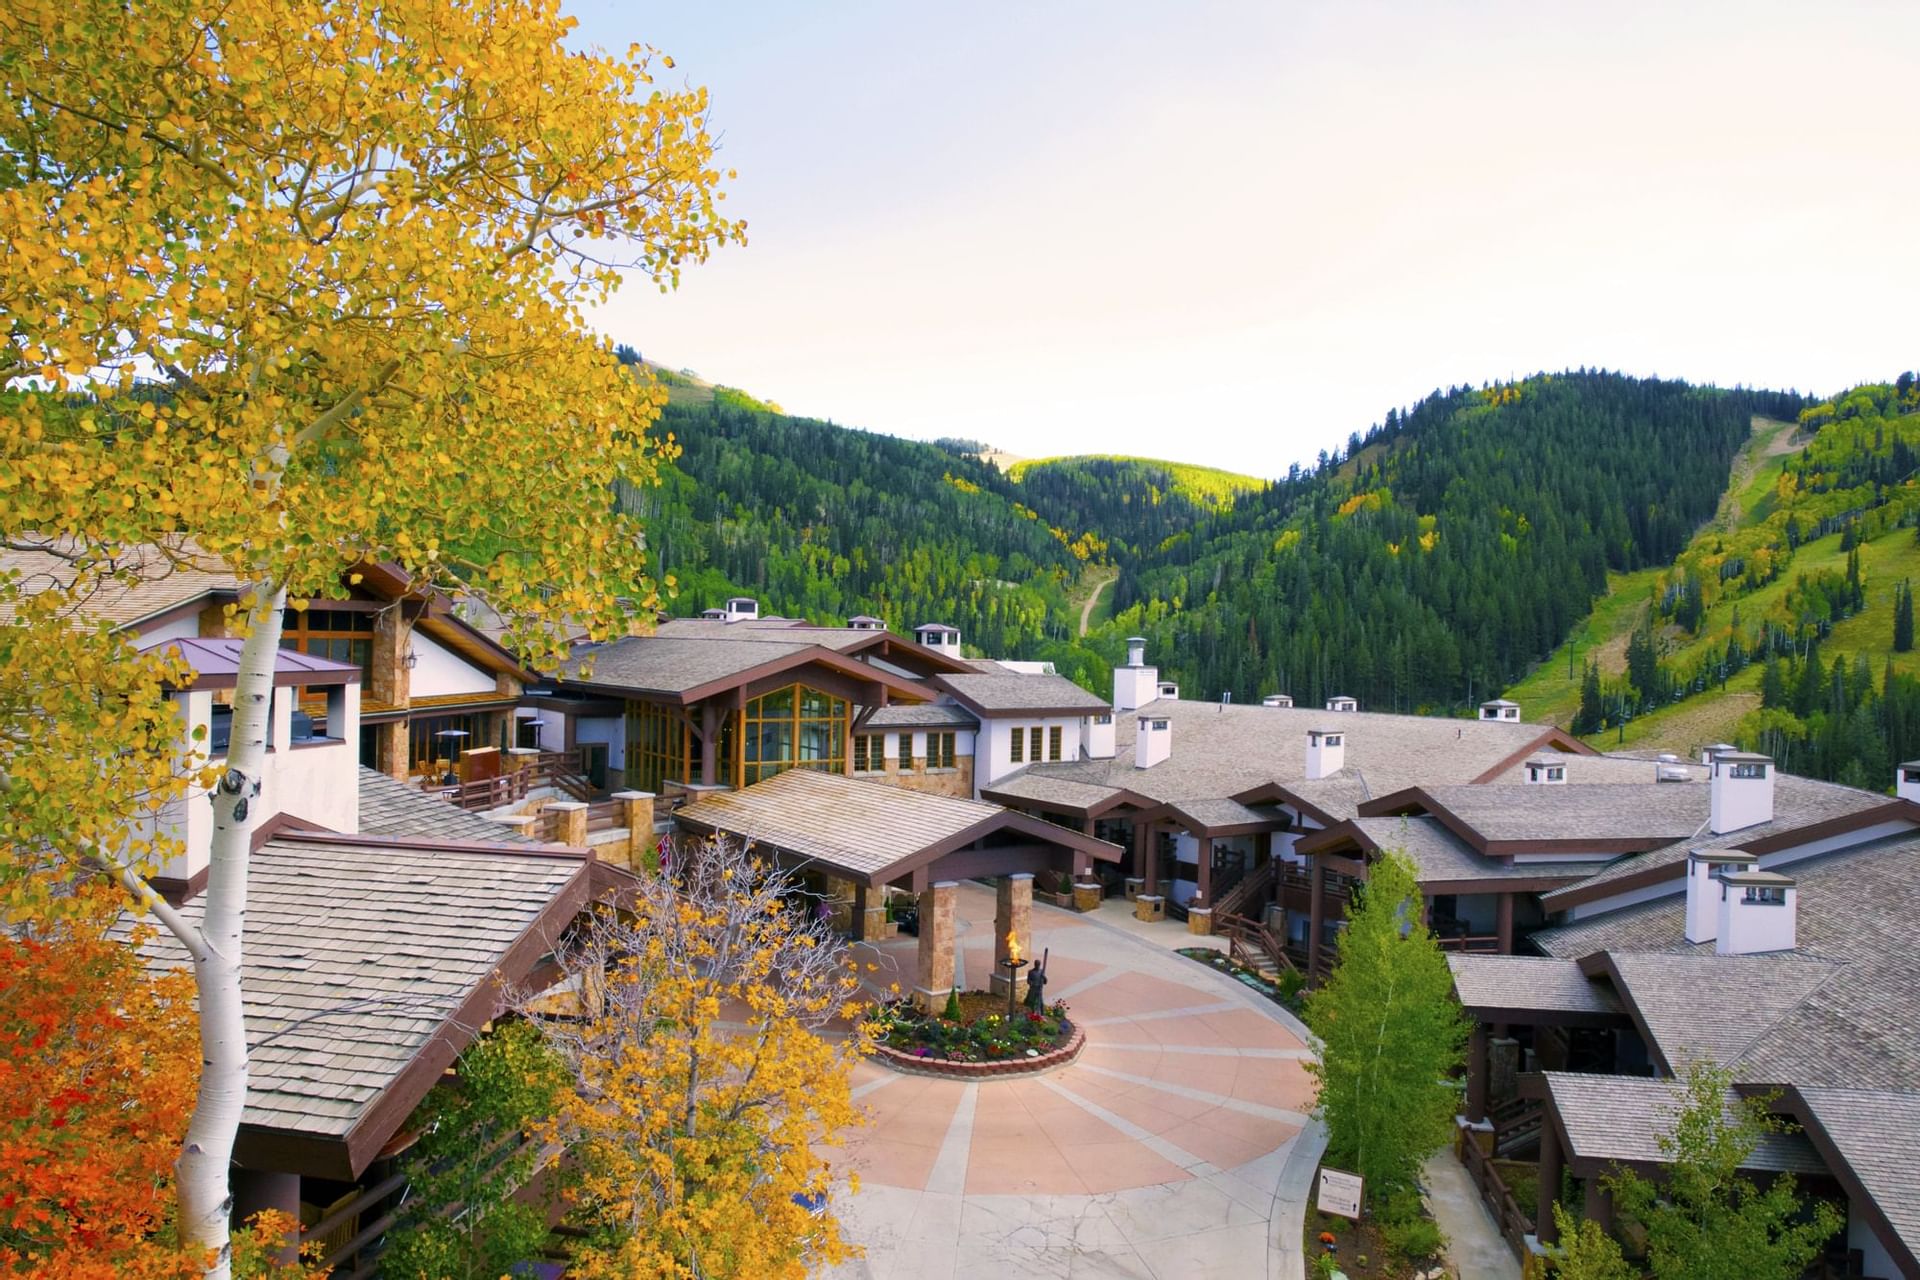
[1114,636,1159,712]
[1305,728,1346,781]
[1136,714,1172,769]
[1087,711,1116,759]
[1716,870,1797,956]
[1523,754,1567,784]
[1326,695,1358,713]
[1898,761,1920,803]
[1262,693,1294,708]
[724,596,760,621]
[1709,752,1774,835]
[848,614,885,631]
[1157,680,1180,701]
[1700,742,1738,766]
[914,623,963,658]
[1684,848,1756,944]
[1479,698,1521,721]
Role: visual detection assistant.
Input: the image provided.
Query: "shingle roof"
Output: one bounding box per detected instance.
[1545,1073,1826,1173]
[1536,833,1920,1090]
[1792,1087,1920,1263]
[1604,951,1844,1072]
[1389,784,1708,844]
[933,672,1112,715]
[654,616,879,651]
[558,635,821,695]
[983,773,1143,811]
[1345,816,1597,885]
[124,835,583,1141]
[1485,752,1711,786]
[0,538,241,629]
[1002,699,1565,819]
[1539,773,1889,907]
[864,702,979,730]
[1448,955,1623,1017]
[357,767,535,844]
[675,769,1117,882]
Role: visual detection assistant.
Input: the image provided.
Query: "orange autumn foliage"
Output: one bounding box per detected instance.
[0,889,202,1278]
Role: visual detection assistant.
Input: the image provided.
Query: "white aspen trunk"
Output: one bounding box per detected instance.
[175,583,287,1280]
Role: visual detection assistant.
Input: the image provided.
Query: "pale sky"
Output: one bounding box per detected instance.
[574,1,1919,477]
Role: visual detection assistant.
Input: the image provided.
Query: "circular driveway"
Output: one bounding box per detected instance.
[826,883,1325,1280]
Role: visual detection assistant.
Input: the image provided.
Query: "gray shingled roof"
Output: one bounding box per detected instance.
[1002,698,1563,819]
[558,635,821,695]
[983,773,1142,811]
[1545,1073,1826,1173]
[864,702,979,730]
[357,767,534,843]
[0,538,241,629]
[654,617,879,651]
[1603,951,1844,1072]
[1484,752,1710,786]
[1347,816,1597,885]
[1397,784,1708,844]
[1539,774,1889,907]
[1793,1087,1920,1263]
[126,836,583,1140]
[934,672,1112,714]
[1536,833,1920,1091]
[1448,955,1623,1017]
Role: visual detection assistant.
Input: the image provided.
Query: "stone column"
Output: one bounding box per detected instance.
[1072,879,1102,912]
[610,790,655,872]
[1187,906,1214,935]
[1465,1023,1490,1123]
[1536,1116,1565,1245]
[990,873,1034,1000]
[853,883,888,941]
[547,800,588,848]
[913,881,958,1013]
[1489,1035,1521,1108]
[232,1169,301,1265]
[499,814,540,842]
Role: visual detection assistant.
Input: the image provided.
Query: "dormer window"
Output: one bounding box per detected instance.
[1547,765,1563,781]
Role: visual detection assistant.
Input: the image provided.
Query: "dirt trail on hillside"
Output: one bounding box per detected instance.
[1078,569,1117,636]
[1708,416,1807,534]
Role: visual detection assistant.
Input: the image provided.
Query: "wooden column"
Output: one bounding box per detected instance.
[1537,1115,1565,1245]
[232,1169,301,1265]
[1497,892,1516,954]
[699,703,720,786]
[1138,821,1157,895]
[1307,857,1327,982]
[1465,1023,1490,1123]
[1196,834,1214,906]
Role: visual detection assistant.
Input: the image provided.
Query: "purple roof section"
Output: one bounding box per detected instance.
[140,634,362,690]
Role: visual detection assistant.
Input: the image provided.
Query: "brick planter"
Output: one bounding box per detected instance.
[871,1024,1086,1079]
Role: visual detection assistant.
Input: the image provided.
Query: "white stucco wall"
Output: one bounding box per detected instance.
[978,716,1086,787]
[137,613,203,646]
[409,628,497,698]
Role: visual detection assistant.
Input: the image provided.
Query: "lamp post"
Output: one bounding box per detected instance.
[1002,929,1029,1018]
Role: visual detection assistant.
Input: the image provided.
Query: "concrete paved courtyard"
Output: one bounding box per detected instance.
[824,883,1326,1279]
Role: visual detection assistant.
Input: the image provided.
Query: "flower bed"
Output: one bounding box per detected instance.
[868,991,1081,1078]
[1177,946,1305,1012]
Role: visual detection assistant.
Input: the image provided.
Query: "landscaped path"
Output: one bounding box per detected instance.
[823,884,1325,1280]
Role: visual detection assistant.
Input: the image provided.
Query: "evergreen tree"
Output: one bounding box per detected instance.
[1759,658,1787,710]
[1895,580,1914,653]
[1606,1062,1842,1280]
[1625,616,1660,706]
[1574,661,1605,734]
[1304,850,1468,1201]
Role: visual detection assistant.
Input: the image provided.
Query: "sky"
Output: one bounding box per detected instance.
[572,0,1919,477]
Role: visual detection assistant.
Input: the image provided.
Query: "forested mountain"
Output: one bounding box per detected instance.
[1083,372,1804,712]
[1503,376,1920,791]
[1000,456,1264,561]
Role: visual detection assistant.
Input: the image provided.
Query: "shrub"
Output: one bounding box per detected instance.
[1382,1214,1446,1264]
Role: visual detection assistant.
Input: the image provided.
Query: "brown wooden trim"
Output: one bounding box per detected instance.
[1458,1003,1629,1030]
[1469,728,1602,785]
[151,866,208,906]
[1228,780,1342,829]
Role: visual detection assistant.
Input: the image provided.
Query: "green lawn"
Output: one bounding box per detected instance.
[1502,567,1663,727]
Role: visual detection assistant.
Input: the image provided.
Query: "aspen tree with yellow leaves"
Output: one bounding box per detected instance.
[0,2,740,1274]
[524,836,872,1279]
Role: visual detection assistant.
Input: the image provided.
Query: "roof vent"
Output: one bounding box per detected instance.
[1656,765,1691,782]
[1523,754,1567,785]
[1717,870,1797,956]
[724,596,760,621]
[1700,742,1739,766]
[1114,641,1159,713]
[847,614,886,631]
[1125,636,1147,668]
[1306,727,1345,781]
[913,623,962,658]
[1326,695,1358,713]
[1898,760,1920,804]
[1157,680,1180,700]
[1261,693,1294,708]
[1136,714,1172,769]
[1685,848,1757,943]
[1479,698,1521,721]
[1658,752,1680,763]
[1709,752,1774,835]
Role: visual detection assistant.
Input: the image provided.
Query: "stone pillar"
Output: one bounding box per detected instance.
[990,874,1034,1000]
[1497,892,1516,954]
[612,790,656,872]
[499,813,540,842]
[1536,1116,1565,1245]
[1072,879,1102,912]
[377,719,409,780]
[853,883,888,941]
[1465,1024,1490,1123]
[548,800,588,848]
[1124,876,1144,901]
[914,881,958,1013]
[1134,894,1165,922]
[232,1168,301,1265]
[370,604,412,708]
[1489,1035,1521,1108]
[507,745,540,773]
[1187,906,1214,935]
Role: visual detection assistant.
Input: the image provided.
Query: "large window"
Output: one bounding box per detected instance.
[1010,727,1024,764]
[629,699,688,794]
[282,607,373,707]
[1048,725,1063,762]
[411,712,479,773]
[741,684,848,785]
[1029,726,1044,763]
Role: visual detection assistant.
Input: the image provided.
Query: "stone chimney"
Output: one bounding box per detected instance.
[1716,870,1797,956]
[1114,636,1159,712]
[1087,710,1116,759]
[1326,695,1358,713]
[1479,698,1521,721]
[1305,727,1346,781]
[1135,713,1172,769]
[1708,752,1774,835]
[1898,761,1920,803]
[1684,848,1757,944]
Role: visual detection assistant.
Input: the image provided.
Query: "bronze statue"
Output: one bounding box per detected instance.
[1024,947,1050,1012]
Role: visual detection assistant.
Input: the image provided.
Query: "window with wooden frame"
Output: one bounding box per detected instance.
[628,699,688,793]
[896,732,916,770]
[281,606,374,706]
[410,712,479,773]
[1048,725,1063,762]
[1009,725,1025,763]
[1029,726,1044,763]
[740,683,848,785]
[853,733,883,774]
[931,731,956,769]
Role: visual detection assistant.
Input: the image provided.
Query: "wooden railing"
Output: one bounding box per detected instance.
[1435,934,1503,954]
[1211,861,1274,921]
[1460,1126,1534,1260]
[448,749,593,812]
[1216,909,1298,976]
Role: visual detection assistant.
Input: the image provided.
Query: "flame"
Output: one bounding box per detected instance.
[1006,930,1024,965]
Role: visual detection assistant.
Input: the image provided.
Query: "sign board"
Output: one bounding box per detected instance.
[1316,1166,1364,1219]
